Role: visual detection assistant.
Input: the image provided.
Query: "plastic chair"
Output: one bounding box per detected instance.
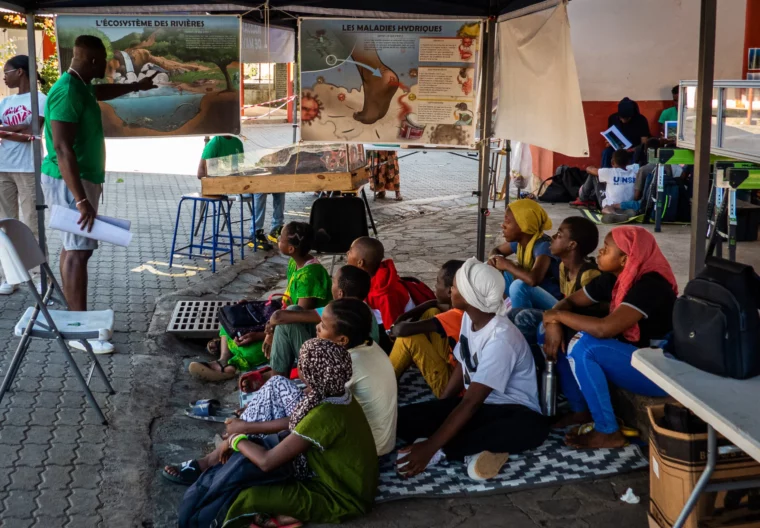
[0,219,115,425]
[309,195,372,273]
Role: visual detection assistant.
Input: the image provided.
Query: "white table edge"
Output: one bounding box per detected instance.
[631,348,760,463]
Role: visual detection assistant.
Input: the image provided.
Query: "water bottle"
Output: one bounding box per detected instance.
[537,323,557,416]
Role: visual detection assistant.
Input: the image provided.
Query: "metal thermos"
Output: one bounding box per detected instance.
[541,360,557,417]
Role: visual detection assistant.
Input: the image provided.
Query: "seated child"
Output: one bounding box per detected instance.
[542,226,676,449]
[264,265,380,378]
[396,258,549,482]
[488,199,561,310]
[347,236,413,330]
[164,300,397,487]
[510,217,600,345]
[580,149,639,218]
[178,339,378,527]
[389,260,465,397]
[189,222,332,382]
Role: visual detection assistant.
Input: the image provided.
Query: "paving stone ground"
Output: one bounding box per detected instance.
[1,124,757,527]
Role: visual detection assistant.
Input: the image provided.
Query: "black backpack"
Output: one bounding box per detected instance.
[672,256,760,379]
[538,166,587,203]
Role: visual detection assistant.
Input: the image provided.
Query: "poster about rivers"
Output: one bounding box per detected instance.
[299,19,481,146]
[56,15,241,138]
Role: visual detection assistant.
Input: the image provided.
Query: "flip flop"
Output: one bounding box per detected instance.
[206,338,221,355]
[565,423,630,447]
[184,399,238,422]
[161,459,202,486]
[188,360,236,382]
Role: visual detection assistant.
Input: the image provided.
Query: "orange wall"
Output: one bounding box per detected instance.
[531,100,672,181]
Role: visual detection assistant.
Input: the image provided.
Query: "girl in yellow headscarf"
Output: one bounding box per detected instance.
[488,199,562,310]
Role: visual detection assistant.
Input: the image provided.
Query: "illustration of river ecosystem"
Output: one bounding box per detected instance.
[56,15,241,137]
[299,19,481,147]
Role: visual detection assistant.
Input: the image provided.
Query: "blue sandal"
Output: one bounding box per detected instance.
[184,399,237,423]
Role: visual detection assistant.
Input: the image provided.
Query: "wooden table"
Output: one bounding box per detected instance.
[200,166,369,196]
[631,348,760,528]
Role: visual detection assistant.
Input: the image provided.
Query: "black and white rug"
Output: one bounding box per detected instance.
[375,369,648,503]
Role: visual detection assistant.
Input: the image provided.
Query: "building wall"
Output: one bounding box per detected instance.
[531,0,747,181]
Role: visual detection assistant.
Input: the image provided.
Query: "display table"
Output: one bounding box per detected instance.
[201,166,369,196]
[631,348,760,528]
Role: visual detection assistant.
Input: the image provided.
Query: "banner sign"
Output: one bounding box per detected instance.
[242,21,295,64]
[299,18,482,146]
[56,15,241,138]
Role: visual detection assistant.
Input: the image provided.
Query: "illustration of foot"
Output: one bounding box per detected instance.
[354,65,400,125]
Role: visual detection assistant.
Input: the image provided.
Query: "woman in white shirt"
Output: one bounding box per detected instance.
[0,55,46,294]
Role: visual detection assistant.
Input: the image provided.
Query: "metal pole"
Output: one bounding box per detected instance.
[476,18,496,261]
[689,0,717,279]
[26,13,47,292]
[673,424,717,528]
[504,139,511,206]
[292,28,299,144]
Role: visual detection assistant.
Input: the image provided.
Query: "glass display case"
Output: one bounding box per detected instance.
[677,81,760,163]
[206,143,367,177]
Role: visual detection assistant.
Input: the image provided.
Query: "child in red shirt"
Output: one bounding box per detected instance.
[389,260,465,397]
[347,236,413,331]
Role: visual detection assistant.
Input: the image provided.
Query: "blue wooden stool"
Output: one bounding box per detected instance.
[169,193,235,273]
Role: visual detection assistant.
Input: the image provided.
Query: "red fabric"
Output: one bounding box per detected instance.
[367,259,411,329]
[401,277,436,305]
[610,227,678,343]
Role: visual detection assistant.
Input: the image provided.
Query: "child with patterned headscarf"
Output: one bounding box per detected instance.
[488,199,561,310]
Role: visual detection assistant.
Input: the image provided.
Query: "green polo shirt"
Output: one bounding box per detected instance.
[658,106,678,124]
[42,72,106,184]
[201,136,244,160]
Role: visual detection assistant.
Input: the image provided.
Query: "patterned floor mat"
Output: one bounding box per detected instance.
[374,369,649,502]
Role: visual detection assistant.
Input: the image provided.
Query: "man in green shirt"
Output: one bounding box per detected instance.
[196,135,244,179]
[658,85,679,137]
[42,35,155,354]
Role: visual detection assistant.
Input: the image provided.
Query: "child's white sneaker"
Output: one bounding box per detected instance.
[0,281,17,295]
[465,451,510,481]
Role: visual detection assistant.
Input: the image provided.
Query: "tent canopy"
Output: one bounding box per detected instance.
[0,0,552,17]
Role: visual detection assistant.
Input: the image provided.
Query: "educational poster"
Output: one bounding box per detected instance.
[56,15,240,138]
[299,19,481,146]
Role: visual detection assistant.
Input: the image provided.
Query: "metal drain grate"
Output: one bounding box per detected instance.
[167,300,235,337]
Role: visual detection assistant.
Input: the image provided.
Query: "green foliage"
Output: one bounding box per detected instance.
[39,54,59,94]
[0,38,17,67]
[58,27,114,60]
[169,70,224,83]
[110,32,142,50]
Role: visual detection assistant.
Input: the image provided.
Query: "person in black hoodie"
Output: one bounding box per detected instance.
[601,97,651,168]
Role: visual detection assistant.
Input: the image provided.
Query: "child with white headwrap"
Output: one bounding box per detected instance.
[396,258,549,482]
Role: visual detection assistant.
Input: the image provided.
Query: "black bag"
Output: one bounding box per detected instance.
[218,296,283,337]
[538,166,587,203]
[672,256,760,379]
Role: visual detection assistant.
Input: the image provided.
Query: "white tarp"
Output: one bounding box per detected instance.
[242,21,295,64]
[494,2,588,157]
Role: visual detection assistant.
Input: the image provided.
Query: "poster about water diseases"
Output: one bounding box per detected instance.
[299,19,482,147]
[56,15,240,138]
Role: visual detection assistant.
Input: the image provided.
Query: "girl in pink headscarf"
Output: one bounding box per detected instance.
[541,226,678,449]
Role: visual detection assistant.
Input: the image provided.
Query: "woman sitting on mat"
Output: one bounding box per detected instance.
[223,338,378,528]
[164,299,396,487]
[488,199,561,310]
[396,258,548,482]
[192,221,332,382]
[542,226,677,449]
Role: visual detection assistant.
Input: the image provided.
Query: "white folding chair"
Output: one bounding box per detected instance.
[0,219,115,425]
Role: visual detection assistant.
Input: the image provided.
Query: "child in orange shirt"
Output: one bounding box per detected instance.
[389,260,465,397]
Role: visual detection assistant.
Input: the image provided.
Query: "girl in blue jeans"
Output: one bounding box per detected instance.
[488,199,560,310]
[541,226,678,449]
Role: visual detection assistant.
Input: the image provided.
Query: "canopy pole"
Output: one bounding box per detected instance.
[689,0,717,279]
[476,17,496,261]
[26,13,47,290]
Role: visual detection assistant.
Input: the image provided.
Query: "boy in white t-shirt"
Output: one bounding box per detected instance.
[396,258,548,482]
[577,149,639,216]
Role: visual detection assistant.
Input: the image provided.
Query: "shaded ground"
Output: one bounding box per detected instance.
[0,137,758,527]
